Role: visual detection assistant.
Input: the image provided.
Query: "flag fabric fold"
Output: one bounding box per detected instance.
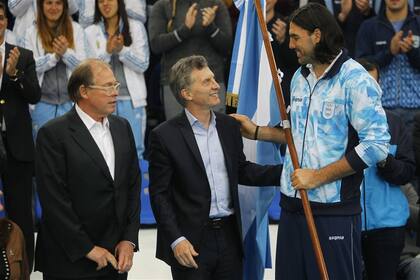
[227,0,282,279]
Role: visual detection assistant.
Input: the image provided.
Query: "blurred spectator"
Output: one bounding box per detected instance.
[361,108,415,280]
[85,0,149,160]
[0,218,30,280]
[266,0,298,107]
[399,183,420,280]
[77,0,147,28]
[373,0,420,16]
[0,1,41,271]
[270,0,377,56]
[335,0,376,56]
[358,57,415,280]
[356,0,420,129]
[8,0,78,46]
[22,0,88,138]
[415,0,420,14]
[148,0,232,120]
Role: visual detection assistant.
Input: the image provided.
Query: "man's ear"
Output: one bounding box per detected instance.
[79,85,89,99]
[180,88,192,101]
[312,28,321,44]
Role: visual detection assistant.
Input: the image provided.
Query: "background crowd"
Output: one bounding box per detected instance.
[0,0,418,279]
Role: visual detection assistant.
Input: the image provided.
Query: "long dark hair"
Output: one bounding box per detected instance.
[93,0,132,46]
[36,0,75,53]
[290,3,344,64]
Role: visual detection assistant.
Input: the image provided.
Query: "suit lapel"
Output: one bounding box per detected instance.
[109,116,123,186]
[68,108,114,183]
[177,113,206,172]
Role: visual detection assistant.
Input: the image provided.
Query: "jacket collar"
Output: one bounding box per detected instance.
[300,48,350,80]
[174,110,231,174]
[68,107,120,185]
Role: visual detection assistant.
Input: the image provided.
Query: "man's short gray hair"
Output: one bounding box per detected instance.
[169,55,208,107]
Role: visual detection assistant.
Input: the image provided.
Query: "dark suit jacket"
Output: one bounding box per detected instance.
[149,111,282,266]
[34,108,141,278]
[0,43,40,161]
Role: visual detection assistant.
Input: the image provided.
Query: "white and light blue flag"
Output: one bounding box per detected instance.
[227,0,282,279]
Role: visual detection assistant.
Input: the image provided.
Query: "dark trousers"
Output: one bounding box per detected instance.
[171,216,242,280]
[276,210,362,280]
[362,226,405,280]
[1,135,34,270]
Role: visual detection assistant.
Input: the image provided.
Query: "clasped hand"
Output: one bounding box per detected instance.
[86,241,134,273]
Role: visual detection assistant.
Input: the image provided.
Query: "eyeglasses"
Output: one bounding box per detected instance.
[86,82,120,96]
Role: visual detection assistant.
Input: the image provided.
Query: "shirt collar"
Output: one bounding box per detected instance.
[184,109,217,128]
[75,103,110,131]
[307,50,343,80]
[0,39,5,55]
[301,49,350,79]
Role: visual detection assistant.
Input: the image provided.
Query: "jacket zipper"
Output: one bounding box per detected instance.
[294,77,320,198]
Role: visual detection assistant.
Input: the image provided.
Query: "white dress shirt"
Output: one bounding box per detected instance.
[75,104,115,179]
[0,39,6,132]
[0,39,5,90]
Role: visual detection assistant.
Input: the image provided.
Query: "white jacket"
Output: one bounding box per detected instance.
[9,0,78,46]
[6,30,17,45]
[22,21,89,86]
[85,19,149,108]
[78,0,147,28]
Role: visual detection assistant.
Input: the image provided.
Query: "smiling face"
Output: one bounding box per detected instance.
[289,22,320,65]
[43,0,64,25]
[98,0,119,20]
[182,67,221,111]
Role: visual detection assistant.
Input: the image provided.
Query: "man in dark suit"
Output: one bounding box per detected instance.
[35,59,141,279]
[0,1,41,269]
[149,55,282,280]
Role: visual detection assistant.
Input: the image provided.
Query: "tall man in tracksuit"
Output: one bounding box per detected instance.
[356,58,416,280]
[356,0,420,129]
[231,3,390,279]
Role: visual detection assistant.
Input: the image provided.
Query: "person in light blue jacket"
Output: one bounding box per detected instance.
[232,4,390,279]
[85,0,149,159]
[356,58,415,280]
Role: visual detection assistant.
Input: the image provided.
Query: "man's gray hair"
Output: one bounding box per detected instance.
[169,55,208,107]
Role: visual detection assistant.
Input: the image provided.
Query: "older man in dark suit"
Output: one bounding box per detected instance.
[149,55,282,280]
[0,2,41,269]
[35,59,141,280]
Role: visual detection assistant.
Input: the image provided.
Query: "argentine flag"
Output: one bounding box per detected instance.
[227,0,282,279]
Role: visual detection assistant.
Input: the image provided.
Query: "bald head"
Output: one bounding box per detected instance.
[67,59,111,102]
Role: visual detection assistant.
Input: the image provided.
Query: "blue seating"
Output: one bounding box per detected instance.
[268,189,281,222]
[139,160,156,224]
